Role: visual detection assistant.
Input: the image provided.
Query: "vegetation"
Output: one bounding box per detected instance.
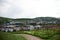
[0,17,12,24]
[0,17,60,40]
[48,35,60,40]
[9,31,25,34]
[6,29,60,40]
[0,32,26,40]
[0,17,60,25]
[23,29,60,40]
[7,29,60,40]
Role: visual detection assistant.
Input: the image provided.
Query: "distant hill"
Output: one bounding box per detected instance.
[0,17,60,25]
[14,18,33,21]
[34,17,60,24]
[0,17,12,24]
[13,18,35,25]
[34,17,57,21]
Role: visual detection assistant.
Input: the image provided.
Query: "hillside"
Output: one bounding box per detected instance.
[34,17,60,24]
[0,17,60,24]
[0,17,12,24]
[34,17,58,22]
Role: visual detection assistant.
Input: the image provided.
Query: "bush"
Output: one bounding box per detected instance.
[24,29,60,40]
[48,35,60,40]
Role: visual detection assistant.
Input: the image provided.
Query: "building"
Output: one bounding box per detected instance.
[0,20,41,32]
[1,21,23,32]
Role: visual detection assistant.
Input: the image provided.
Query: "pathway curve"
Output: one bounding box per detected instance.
[15,34,43,40]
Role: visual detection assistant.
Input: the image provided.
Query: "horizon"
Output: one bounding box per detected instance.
[0,16,60,19]
[0,0,60,18]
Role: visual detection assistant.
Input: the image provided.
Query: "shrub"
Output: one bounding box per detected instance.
[24,29,60,40]
[48,35,60,40]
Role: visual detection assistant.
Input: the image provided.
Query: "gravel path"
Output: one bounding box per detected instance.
[15,34,43,40]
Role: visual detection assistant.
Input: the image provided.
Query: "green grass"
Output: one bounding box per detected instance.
[0,29,60,40]
[23,29,60,40]
[0,32,26,40]
[9,31,25,34]
[48,35,60,40]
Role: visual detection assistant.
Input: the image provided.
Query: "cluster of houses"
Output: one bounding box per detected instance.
[0,19,42,32]
[0,18,59,32]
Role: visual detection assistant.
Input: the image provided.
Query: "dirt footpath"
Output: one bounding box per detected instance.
[16,34,43,40]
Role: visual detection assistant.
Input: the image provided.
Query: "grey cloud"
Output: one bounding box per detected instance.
[0,0,23,18]
[0,0,7,3]
[0,0,8,5]
[6,6,22,16]
[56,0,60,1]
[0,5,22,18]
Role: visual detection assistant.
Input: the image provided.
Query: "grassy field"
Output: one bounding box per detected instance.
[0,29,60,40]
[23,29,60,40]
[0,32,26,40]
[7,29,60,40]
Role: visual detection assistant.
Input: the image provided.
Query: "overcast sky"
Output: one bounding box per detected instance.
[0,0,60,18]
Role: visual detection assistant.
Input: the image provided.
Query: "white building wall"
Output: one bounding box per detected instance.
[1,28,14,32]
[35,25,41,27]
[29,25,34,30]
[14,27,21,31]
[7,25,15,27]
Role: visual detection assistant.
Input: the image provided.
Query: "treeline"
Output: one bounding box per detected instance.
[34,17,60,25]
[0,17,12,25]
[0,17,60,25]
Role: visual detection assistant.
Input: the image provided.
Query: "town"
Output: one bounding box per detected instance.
[0,17,60,32]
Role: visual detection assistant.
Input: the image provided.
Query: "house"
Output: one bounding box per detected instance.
[29,22,41,30]
[0,19,42,32]
[1,21,24,32]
